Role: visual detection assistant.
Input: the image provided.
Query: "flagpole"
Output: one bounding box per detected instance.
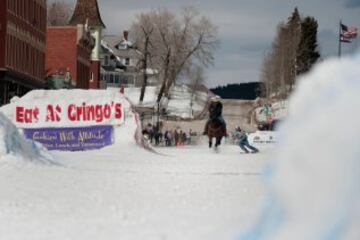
[338,20,342,58]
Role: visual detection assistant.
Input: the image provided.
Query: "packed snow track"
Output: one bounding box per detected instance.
[0,142,269,240]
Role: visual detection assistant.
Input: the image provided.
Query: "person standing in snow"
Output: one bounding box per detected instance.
[260,102,274,128]
[174,129,179,146]
[181,131,187,146]
[234,126,259,154]
[145,123,154,143]
[164,130,170,146]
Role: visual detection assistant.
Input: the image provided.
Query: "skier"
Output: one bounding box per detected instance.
[234,126,259,154]
[203,97,227,135]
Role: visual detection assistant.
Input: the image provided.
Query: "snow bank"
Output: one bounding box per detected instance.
[0,112,51,163]
[1,89,128,128]
[0,89,153,153]
[241,53,360,240]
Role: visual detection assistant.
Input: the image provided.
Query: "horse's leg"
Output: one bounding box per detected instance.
[215,137,221,147]
[209,137,213,148]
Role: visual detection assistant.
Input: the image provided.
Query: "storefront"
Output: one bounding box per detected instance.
[0,71,44,106]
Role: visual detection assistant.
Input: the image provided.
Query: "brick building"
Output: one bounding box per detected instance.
[0,0,47,105]
[69,0,106,89]
[46,25,94,89]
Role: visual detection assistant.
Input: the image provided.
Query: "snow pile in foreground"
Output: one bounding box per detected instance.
[0,112,51,163]
[241,53,360,240]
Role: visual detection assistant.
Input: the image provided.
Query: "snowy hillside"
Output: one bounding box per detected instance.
[124,85,209,119]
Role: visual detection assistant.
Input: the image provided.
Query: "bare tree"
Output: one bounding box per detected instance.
[131,7,219,105]
[260,9,302,100]
[131,13,155,103]
[187,65,205,117]
[188,65,205,95]
[286,7,301,91]
[277,23,291,99]
[47,1,73,26]
[162,7,219,100]
[260,8,304,100]
[264,22,287,99]
[260,52,275,99]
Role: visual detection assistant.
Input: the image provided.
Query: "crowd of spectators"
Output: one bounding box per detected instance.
[142,123,198,147]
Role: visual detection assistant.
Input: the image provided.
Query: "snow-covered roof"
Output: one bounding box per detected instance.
[102,35,142,59]
[145,68,159,75]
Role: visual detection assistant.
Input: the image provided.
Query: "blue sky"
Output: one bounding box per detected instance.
[61,0,360,87]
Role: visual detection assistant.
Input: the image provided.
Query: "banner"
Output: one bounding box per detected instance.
[23,126,113,151]
[0,89,127,128]
[248,131,277,145]
[14,101,124,128]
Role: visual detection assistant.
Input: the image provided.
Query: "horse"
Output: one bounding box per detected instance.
[207,117,226,149]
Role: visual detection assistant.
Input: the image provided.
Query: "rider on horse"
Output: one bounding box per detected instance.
[203,96,227,135]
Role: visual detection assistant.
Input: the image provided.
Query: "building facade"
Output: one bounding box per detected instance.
[0,0,47,105]
[101,32,159,88]
[69,0,106,89]
[46,25,94,89]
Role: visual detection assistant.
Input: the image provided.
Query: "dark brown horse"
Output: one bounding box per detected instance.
[207,118,226,149]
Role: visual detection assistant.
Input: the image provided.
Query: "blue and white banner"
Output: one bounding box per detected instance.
[23,126,113,151]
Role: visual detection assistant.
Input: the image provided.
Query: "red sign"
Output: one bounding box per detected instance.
[13,101,124,128]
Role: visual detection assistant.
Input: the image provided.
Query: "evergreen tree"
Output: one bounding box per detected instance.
[297,17,320,75]
[211,83,262,100]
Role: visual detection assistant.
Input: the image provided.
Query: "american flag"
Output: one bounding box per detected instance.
[340,23,358,43]
[340,35,351,43]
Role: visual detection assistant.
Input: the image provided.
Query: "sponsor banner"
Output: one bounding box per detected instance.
[23,126,114,151]
[14,101,124,128]
[248,131,277,145]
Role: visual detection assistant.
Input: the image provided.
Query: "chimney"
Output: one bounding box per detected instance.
[123,30,129,41]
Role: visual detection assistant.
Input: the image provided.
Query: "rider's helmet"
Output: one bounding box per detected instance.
[210,95,221,102]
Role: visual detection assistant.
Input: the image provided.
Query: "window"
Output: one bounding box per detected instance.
[109,74,114,83]
[114,75,120,84]
[104,55,109,66]
[125,58,130,66]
